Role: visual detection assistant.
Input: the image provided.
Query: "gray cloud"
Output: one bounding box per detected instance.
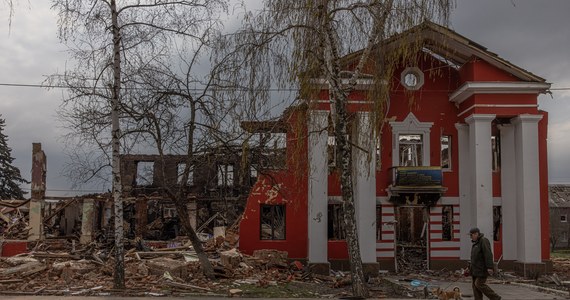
[1,0,570,197]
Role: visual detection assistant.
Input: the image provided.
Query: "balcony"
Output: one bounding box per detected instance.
[388,166,447,198]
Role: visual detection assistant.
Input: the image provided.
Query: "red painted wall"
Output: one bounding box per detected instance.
[376,55,461,196]
[239,50,550,263]
[539,110,550,260]
[458,58,522,83]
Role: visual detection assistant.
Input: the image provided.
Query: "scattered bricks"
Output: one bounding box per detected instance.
[291,260,304,271]
[220,248,242,268]
[252,249,288,268]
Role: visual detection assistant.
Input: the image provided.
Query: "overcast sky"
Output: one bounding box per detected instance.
[1,0,569,197]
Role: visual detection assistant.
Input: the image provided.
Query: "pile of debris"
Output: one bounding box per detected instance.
[0,207,30,240]
[0,236,387,298]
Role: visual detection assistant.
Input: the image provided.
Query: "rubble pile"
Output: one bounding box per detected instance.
[0,208,30,240]
[0,237,379,297]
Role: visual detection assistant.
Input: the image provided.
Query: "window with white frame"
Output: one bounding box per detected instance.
[389,113,433,167]
[399,134,423,166]
[561,215,568,223]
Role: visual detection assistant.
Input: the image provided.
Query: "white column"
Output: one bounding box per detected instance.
[513,114,543,263]
[353,112,377,263]
[455,123,471,260]
[499,124,517,260]
[465,114,495,243]
[308,110,329,263]
[80,198,95,244]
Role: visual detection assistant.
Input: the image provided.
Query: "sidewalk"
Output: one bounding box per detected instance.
[383,276,569,299]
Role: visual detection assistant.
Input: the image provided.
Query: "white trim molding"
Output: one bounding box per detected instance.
[457,104,538,117]
[389,112,433,167]
[449,82,551,105]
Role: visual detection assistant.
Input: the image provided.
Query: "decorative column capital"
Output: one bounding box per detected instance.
[465,114,496,125]
[455,123,468,130]
[512,114,543,125]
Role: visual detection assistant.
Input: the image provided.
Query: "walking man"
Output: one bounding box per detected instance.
[469,227,501,300]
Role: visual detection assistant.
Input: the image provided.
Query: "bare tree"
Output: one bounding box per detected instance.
[216,1,452,297]
[50,0,227,287]
[2,0,15,28]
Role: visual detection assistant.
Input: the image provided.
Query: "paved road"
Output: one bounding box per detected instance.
[1,281,568,299]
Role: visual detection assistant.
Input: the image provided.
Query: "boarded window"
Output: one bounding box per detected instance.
[441,135,451,170]
[399,134,423,166]
[376,205,382,240]
[177,163,193,186]
[328,203,345,240]
[136,161,154,186]
[493,206,502,241]
[442,206,453,241]
[260,205,285,240]
[217,164,234,186]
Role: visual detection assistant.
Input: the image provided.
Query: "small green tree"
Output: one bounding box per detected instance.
[0,115,28,199]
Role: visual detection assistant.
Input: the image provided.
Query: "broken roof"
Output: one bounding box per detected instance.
[550,184,570,208]
[343,21,547,83]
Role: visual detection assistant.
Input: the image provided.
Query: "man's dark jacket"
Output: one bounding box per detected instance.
[470,233,494,277]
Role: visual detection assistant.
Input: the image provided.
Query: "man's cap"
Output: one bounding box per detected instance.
[469,227,480,234]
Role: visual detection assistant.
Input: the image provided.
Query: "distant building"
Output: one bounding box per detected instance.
[549,185,570,250]
[238,22,551,277]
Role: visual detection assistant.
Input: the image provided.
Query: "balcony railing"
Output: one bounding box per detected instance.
[388,166,447,197]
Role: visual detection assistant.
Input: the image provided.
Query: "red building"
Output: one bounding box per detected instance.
[239,22,551,276]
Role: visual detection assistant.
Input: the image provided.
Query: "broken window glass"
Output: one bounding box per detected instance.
[328,203,346,240]
[376,205,382,240]
[493,206,502,241]
[136,161,154,186]
[442,205,453,241]
[441,135,451,170]
[260,204,286,240]
[399,134,423,166]
[327,136,336,168]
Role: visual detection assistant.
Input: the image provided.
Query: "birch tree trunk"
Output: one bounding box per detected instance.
[110,0,125,289]
[320,2,368,296]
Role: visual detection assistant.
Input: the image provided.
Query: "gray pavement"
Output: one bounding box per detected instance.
[390,277,569,300]
[0,281,568,299]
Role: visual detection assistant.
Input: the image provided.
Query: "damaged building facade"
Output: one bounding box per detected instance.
[1,144,253,253]
[238,22,551,277]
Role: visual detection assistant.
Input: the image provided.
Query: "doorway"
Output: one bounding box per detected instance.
[395,205,428,272]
